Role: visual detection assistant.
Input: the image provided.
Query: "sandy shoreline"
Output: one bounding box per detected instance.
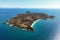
[31,19,41,28]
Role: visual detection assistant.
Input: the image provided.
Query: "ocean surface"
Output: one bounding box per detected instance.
[0,8,60,40]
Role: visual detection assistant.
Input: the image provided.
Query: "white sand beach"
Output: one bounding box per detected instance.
[31,19,41,28]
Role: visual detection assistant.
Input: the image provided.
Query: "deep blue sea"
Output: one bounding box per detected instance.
[0,8,60,40]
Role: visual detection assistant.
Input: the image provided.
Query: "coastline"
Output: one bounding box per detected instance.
[31,19,41,28]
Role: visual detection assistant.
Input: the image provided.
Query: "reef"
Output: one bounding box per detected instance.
[7,11,55,31]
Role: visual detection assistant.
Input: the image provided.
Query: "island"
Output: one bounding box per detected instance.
[6,11,55,31]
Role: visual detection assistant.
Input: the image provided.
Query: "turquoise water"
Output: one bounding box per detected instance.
[0,8,60,40]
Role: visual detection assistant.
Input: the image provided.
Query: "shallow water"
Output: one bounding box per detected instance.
[0,8,60,40]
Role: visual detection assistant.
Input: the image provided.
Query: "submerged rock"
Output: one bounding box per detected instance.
[7,11,55,31]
